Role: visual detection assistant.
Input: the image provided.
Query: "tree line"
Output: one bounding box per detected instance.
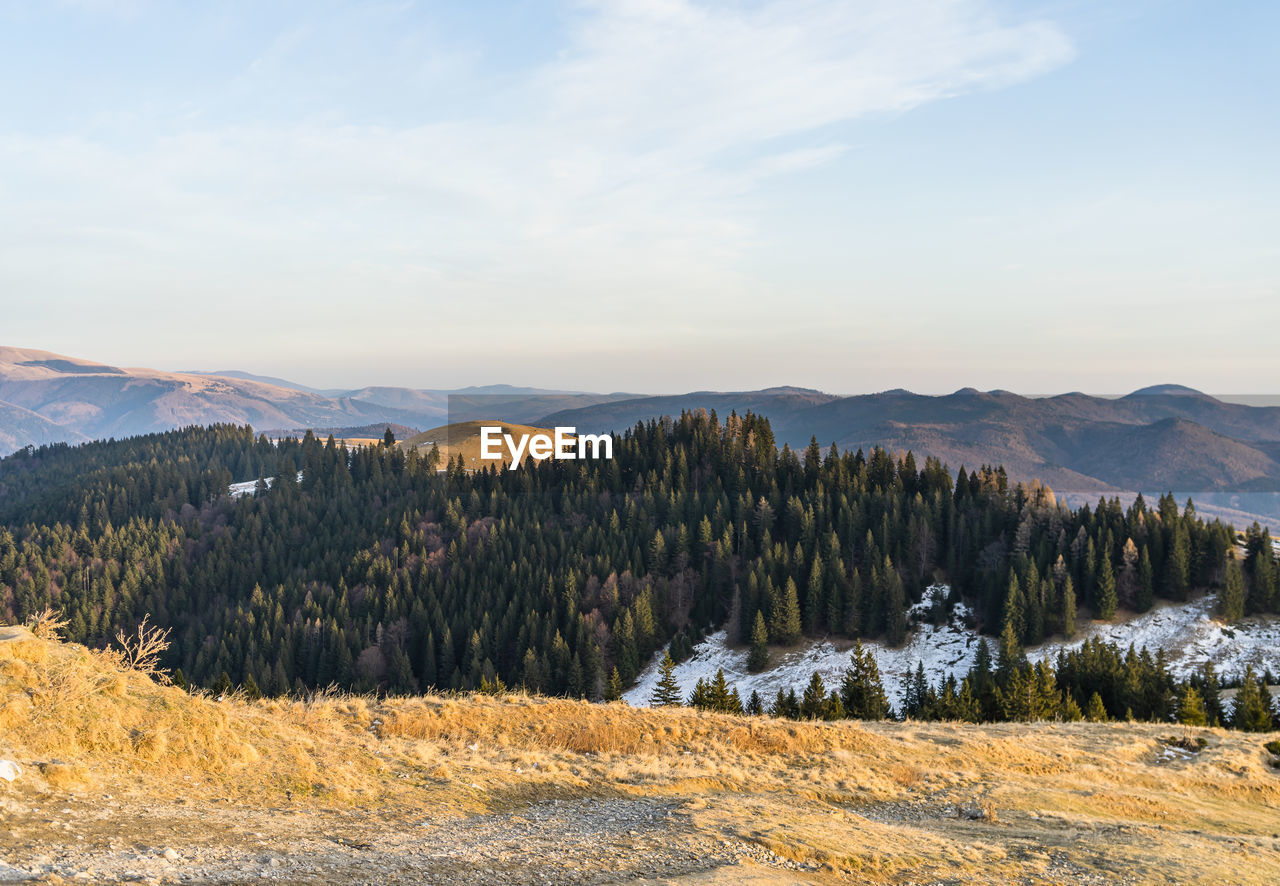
[660,636,1278,732]
[0,412,1270,702]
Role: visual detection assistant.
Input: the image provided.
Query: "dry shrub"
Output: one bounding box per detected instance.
[39,761,90,790]
[111,616,172,683]
[377,694,868,762]
[28,608,69,640]
[890,763,922,788]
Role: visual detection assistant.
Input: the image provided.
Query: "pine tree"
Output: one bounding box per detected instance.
[688,677,712,709]
[800,671,829,720]
[1061,576,1077,639]
[883,558,907,645]
[605,666,623,701]
[839,641,890,720]
[1231,667,1273,732]
[1096,550,1117,620]
[1003,568,1025,642]
[1085,692,1108,722]
[995,620,1025,684]
[708,668,741,713]
[748,610,769,672]
[769,687,800,719]
[1218,558,1245,622]
[1059,692,1084,721]
[1176,684,1208,726]
[771,577,802,645]
[902,662,929,719]
[1199,661,1224,726]
[211,671,234,697]
[746,690,763,716]
[1247,531,1276,612]
[651,651,682,706]
[1136,546,1155,612]
[804,557,824,635]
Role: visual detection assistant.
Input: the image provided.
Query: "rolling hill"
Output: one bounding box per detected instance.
[5,346,1280,524]
[542,386,1280,507]
[401,420,571,469]
[0,347,643,454]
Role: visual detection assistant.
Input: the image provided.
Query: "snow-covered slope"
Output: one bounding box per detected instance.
[624,586,1280,708]
[1028,595,1280,682]
[625,586,981,708]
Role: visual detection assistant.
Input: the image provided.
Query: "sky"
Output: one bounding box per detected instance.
[0,0,1276,394]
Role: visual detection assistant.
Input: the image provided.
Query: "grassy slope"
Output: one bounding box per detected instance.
[3,626,1280,883]
[400,420,568,469]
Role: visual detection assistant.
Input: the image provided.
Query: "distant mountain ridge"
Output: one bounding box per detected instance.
[537,384,1280,527]
[0,347,641,453]
[4,345,1279,525]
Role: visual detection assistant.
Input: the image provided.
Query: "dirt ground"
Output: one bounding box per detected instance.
[4,626,1280,884]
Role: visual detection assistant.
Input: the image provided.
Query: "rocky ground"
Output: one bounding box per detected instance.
[0,791,828,885]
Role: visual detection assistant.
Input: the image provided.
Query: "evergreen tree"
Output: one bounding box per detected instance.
[770,578,802,645]
[1231,667,1273,732]
[605,666,623,701]
[769,687,800,719]
[708,668,742,714]
[747,610,769,672]
[800,671,830,720]
[1198,661,1224,727]
[1085,692,1108,722]
[1061,575,1077,639]
[1096,550,1117,620]
[1218,558,1245,622]
[839,641,890,720]
[688,677,712,710]
[651,651,682,706]
[1136,546,1155,613]
[1176,684,1208,726]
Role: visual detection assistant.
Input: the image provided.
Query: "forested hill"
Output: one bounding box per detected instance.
[0,414,1265,699]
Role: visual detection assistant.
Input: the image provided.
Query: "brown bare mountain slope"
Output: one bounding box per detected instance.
[0,347,428,451]
[545,386,1280,498]
[0,399,87,453]
[0,348,645,454]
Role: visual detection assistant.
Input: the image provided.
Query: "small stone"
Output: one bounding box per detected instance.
[162,848,181,862]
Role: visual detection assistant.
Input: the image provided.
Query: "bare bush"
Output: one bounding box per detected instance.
[114,615,172,683]
[28,607,69,640]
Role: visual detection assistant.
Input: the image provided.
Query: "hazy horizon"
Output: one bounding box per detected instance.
[2,1,1276,392]
[14,345,1280,403]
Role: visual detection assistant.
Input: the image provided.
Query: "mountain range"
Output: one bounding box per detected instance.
[3,345,1278,525]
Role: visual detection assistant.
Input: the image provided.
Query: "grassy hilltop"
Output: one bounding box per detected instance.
[3,623,1280,884]
[400,420,570,469]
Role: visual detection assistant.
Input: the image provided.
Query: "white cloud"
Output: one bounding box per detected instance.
[0,0,1074,374]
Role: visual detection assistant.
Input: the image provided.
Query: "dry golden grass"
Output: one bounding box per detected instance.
[400,420,570,469]
[4,624,1280,883]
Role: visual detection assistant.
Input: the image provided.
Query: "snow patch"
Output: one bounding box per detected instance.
[1027,594,1280,682]
[228,472,302,498]
[625,585,980,708]
[625,586,1280,707]
[228,478,273,498]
